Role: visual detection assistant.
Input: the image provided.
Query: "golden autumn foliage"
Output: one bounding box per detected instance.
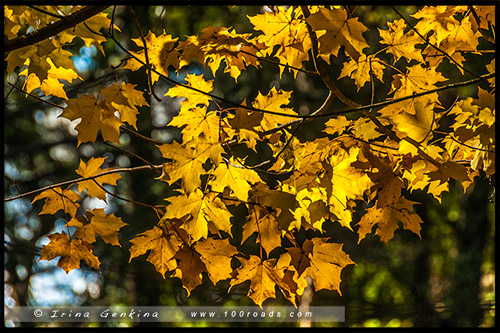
[4,5,495,308]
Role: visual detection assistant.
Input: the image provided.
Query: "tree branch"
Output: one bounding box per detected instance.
[4,164,163,202]
[301,5,359,109]
[4,5,110,53]
[127,5,162,102]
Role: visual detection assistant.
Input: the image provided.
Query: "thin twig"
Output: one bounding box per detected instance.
[442,133,495,153]
[4,81,17,101]
[239,49,318,75]
[91,179,163,209]
[8,82,62,109]
[127,5,162,102]
[4,164,163,202]
[120,126,163,145]
[348,133,398,151]
[98,140,162,174]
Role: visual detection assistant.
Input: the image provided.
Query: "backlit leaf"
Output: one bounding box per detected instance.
[75,157,121,201]
[39,232,100,274]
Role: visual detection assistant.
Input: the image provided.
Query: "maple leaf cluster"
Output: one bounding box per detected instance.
[4,5,495,307]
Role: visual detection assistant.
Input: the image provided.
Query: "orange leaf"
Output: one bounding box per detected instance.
[172,245,207,296]
[163,189,232,242]
[194,238,238,285]
[129,225,181,278]
[357,197,423,243]
[39,232,100,274]
[230,255,289,308]
[302,238,355,293]
[61,94,122,145]
[75,157,121,201]
[243,206,282,255]
[32,187,80,217]
[66,209,127,246]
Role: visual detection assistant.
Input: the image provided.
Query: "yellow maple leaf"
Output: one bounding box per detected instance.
[252,87,298,132]
[230,255,289,308]
[427,160,470,184]
[163,189,232,242]
[32,187,80,217]
[471,6,495,30]
[157,137,223,193]
[194,237,238,285]
[287,240,313,278]
[32,58,81,99]
[378,19,424,63]
[302,238,355,293]
[6,40,54,80]
[58,9,117,54]
[210,161,262,202]
[4,6,22,40]
[324,116,352,137]
[412,6,468,47]
[39,232,100,274]
[99,82,148,129]
[243,206,282,255]
[248,6,311,77]
[389,97,437,144]
[172,246,207,296]
[176,35,205,69]
[322,147,373,229]
[288,186,330,231]
[389,64,447,99]
[165,73,214,110]
[65,209,127,246]
[75,157,121,201]
[338,54,385,90]
[250,183,298,230]
[61,94,123,145]
[123,31,180,83]
[486,59,495,88]
[351,117,382,141]
[7,39,79,100]
[169,107,221,143]
[198,26,263,80]
[277,252,307,306]
[357,197,423,243]
[226,107,263,150]
[129,225,181,278]
[306,7,369,63]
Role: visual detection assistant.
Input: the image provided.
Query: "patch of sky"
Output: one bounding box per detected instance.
[72,45,98,73]
[168,63,205,83]
[28,268,97,306]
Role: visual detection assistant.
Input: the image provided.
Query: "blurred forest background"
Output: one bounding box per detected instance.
[4,5,495,328]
